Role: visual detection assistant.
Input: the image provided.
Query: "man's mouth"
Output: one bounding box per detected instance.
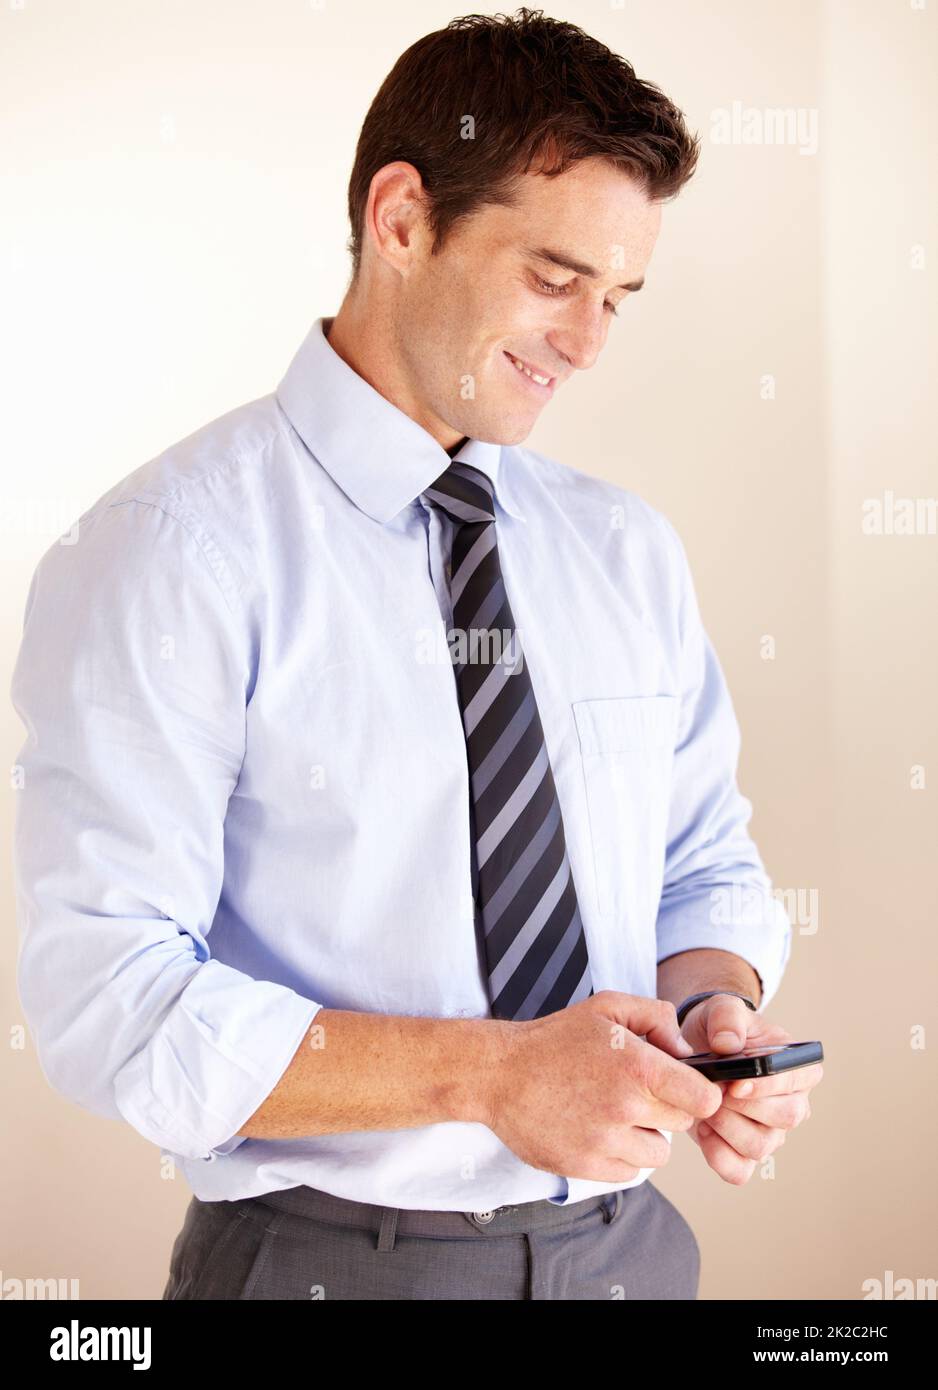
[503,350,556,395]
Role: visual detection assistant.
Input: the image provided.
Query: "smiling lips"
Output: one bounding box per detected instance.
[503,349,556,391]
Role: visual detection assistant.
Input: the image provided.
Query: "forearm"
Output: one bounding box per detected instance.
[237,1008,510,1141]
[657,947,762,1013]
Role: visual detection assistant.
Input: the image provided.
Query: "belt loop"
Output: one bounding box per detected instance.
[376,1206,399,1252]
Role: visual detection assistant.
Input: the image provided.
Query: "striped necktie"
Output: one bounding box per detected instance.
[421,459,594,1021]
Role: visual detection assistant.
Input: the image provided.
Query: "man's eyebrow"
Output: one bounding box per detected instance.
[523,244,645,291]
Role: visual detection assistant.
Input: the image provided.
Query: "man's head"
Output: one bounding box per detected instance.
[335,7,699,449]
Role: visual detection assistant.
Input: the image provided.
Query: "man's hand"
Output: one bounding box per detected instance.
[484,991,723,1184]
[680,995,824,1186]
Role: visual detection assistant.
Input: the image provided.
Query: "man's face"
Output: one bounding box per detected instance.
[394,155,662,448]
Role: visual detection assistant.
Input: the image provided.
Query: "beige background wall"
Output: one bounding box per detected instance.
[2,0,935,1300]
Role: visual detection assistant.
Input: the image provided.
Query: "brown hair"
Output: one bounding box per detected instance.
[345,7,699,280]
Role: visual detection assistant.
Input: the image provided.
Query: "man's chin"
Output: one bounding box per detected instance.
[465,411,539,448]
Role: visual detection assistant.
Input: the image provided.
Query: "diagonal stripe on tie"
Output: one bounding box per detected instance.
[470,686,537,799]
[475,697,547,838]
[419,458,595,1021]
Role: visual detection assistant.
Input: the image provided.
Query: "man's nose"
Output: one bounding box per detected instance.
[546,307,607,372]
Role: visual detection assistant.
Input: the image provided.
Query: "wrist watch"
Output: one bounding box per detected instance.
[675,990,758,1028]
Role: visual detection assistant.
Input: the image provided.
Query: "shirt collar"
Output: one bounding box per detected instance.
[275,317,525,524]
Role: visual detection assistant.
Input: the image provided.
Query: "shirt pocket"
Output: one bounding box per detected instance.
[572,695,679,924]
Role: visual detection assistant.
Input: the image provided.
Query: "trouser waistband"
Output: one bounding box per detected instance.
[240,1182,626,1242]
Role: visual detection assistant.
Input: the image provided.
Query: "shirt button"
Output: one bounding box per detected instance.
[473,1210,497,1224]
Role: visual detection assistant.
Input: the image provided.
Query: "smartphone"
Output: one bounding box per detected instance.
[681,1040,823,1081]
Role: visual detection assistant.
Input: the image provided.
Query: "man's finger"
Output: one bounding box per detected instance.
[705,997,762,1052]
[703,1105,787,1162]
[694,1120,758,1186]
[727,1062,824,1100]
[719,1090,811,1129]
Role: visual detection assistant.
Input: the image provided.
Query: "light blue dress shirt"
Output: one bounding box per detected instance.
[10,316,791,1211]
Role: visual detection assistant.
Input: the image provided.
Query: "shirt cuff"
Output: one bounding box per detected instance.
[112,959,324,1161]
[656,888,793,1013]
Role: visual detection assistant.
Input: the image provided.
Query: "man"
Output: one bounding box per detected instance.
[11,10,822,1301]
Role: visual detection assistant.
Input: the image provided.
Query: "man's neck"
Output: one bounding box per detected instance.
[326,301,464,452]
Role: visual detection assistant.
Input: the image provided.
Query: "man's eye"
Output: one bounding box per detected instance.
[534,275,570,297]
[534,275,619,316]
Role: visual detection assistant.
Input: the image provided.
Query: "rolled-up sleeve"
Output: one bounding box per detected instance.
[654,516,792,1012]
[10,497,322,1160]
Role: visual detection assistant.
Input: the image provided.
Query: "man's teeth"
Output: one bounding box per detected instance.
[507,353,551,386]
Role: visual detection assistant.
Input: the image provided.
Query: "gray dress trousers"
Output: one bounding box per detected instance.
[162,1178,700,1301]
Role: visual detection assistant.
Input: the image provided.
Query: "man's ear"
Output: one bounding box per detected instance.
[366,161,431,276]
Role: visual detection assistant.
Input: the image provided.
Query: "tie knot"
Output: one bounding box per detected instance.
[422,460,496,525]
